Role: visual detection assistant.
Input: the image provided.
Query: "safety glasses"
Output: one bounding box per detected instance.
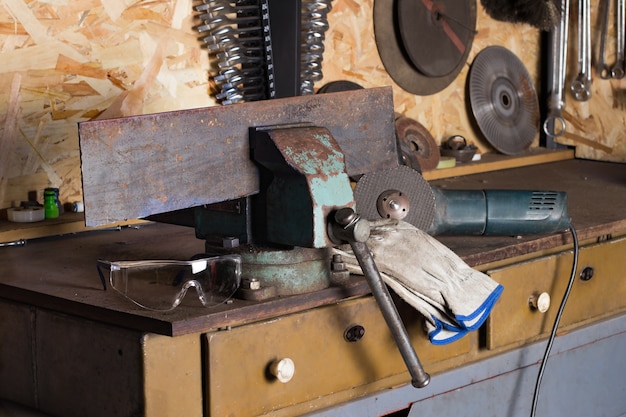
[96,255,242,311]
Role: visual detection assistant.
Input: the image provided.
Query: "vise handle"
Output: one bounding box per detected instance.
[330,208,431,389]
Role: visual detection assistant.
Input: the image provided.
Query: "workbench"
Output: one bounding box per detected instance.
[1,158,626,417]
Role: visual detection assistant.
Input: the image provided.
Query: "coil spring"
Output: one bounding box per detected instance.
[196,0,332,102]
[195,0,267,104]
[300,0,333,95]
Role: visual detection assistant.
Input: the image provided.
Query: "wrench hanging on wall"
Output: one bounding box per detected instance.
[571,0,592,100]
[599,0,626,79]
[544,0,569,138]
[612,0,625,78]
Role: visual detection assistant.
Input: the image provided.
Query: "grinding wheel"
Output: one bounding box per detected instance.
[395,116,440,172]
[373,0,476,95]
[354,165,435,231]
[468,46,540,155]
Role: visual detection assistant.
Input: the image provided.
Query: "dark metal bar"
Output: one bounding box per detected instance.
[266,0,301,97]
[330,208,430,388]
[349,240,431,388]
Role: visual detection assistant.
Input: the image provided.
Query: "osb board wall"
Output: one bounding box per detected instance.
[0,0,621,212]
[323,0,541,152]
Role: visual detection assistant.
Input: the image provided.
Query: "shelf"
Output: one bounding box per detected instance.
[422,148,575,181]
[0,212,144,245]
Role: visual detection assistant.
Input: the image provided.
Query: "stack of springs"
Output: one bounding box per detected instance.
[300,0,333,95]
[195,0,333,104]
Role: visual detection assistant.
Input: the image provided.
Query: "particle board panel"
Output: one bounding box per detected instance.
[0,0,215,211]
[1,0,624,221]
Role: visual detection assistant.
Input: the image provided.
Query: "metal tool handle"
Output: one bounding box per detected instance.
[572,0,592,101]
[544,0,569,137]
[331,208,431,388]
[599,0,612,78]
[613,0,626,78]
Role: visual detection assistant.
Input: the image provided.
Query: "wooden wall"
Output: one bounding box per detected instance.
[0,0,623,211]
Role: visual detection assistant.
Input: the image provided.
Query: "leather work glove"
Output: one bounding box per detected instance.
[333,219,504,344]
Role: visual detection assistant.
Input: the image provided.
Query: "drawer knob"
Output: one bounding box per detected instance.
[529,292,551,313]
[269,358,295,383]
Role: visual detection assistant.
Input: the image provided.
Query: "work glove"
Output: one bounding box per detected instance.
[333,219,503,344]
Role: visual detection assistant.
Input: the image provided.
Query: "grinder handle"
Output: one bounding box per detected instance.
[331,208,431,388]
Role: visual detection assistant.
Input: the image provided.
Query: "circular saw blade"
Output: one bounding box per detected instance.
[395,116,440,172]
[354,165,435,231]
[468,46,540,155]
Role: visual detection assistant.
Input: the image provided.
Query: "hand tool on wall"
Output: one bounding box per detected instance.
[543,0,569,138]
[613,0,625,78]
[599,0,612,78]
[598,0,626,79]
[571,0,592,100]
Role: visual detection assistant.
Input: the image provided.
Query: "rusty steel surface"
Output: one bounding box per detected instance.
[252,126,355,248]
[79,87,397,227]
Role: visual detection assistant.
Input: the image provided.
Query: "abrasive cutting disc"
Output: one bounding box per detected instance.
[468,46,540,155]
[395,116,440,172]
[373,0,476,96]
[354,165,436,231]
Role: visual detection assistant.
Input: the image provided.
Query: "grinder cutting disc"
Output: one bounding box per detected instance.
[373,0,476,96]
[395,116,440,172]
[354,165,435,231]
[468,46,540,155]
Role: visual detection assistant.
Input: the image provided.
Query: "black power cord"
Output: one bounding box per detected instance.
[530,223,579,417]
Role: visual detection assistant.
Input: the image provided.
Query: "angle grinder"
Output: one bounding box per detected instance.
[354,165,570,236]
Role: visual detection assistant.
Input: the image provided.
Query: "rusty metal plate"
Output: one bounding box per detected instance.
[79,87,397,227]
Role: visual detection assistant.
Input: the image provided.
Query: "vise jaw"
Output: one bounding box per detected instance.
[251,125,355,248]
[195,125,357,299]
[197,125,355,249]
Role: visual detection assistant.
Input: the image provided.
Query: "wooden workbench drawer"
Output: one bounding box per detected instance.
[485,236,626,350]
[203,295,470,417]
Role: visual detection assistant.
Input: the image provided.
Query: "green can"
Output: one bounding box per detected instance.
[43,188,59,219]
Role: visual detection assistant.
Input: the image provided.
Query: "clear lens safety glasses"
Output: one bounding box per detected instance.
[97,255,242,311]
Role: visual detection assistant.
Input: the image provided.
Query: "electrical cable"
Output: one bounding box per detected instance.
[530,222,579,417]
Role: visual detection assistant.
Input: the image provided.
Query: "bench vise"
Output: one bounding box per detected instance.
[79,86,431,387]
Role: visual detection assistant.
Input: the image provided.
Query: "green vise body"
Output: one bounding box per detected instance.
[195,125,355,299]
